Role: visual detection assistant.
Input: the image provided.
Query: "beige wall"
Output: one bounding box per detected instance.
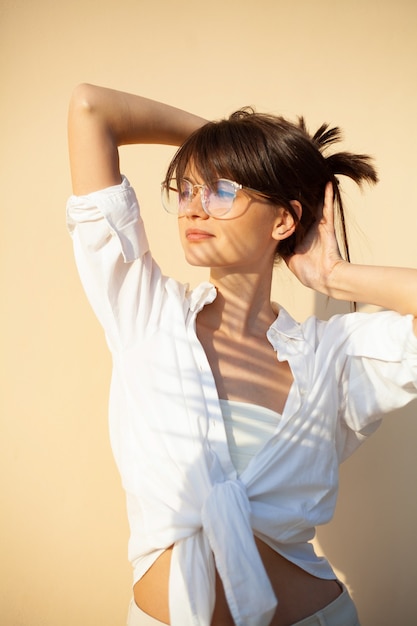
[1,0,417,624]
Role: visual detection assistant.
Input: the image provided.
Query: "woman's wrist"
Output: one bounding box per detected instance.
[325,261,417,316]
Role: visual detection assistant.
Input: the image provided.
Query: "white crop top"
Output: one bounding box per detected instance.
[220,399,281,476]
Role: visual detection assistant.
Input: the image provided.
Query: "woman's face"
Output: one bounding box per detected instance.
[177,171,284,274]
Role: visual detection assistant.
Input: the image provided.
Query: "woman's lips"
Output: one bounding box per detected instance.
[185,229,214,241]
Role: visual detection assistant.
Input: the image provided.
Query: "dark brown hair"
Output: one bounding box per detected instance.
[164,108,378,260]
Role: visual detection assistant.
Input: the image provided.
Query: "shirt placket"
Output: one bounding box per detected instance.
[186,310,237,481]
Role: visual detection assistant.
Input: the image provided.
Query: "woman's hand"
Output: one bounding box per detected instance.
[284,182,417,328]
[284,182,347,295]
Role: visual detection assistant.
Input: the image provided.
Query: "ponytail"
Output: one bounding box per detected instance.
[294,118,378,263]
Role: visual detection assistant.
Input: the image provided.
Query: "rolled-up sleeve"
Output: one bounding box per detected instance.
[321,311,417,459]
[66,175,147,262]
[66,176,164,350]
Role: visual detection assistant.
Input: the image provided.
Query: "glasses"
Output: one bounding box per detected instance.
[161,178,270,219]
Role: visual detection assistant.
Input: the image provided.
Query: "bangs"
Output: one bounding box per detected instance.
[164,115,281,196]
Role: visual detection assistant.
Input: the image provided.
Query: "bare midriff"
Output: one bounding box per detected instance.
[133,536,342,625]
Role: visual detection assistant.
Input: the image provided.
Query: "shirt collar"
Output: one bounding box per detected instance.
[187,281,217,313]
[188,282,307,357]
[267,305,309,362]
[269,305,304,340]
[189,283,303,333]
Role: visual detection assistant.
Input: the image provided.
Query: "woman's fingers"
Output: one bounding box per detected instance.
[321,181,335,227]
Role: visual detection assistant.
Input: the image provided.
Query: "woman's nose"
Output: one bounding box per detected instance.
[185,188,208,218]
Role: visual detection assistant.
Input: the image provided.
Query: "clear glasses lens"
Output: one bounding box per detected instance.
[161,180,181,214]
[206,180,237,217]
[161,179,238,217]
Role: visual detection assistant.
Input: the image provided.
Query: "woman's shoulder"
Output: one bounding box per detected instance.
[271,305,417,359]
[311,309,417,360]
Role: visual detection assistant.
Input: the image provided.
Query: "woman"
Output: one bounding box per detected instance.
[67,84,417,626]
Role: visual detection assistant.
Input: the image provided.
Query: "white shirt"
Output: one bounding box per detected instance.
[67,176,417,626]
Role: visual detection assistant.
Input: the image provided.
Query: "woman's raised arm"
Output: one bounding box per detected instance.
[67,83,207,195]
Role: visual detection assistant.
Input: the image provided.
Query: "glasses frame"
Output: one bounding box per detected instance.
[161,177,271,219]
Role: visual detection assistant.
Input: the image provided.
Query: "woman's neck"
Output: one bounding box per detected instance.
[201,269,277,340]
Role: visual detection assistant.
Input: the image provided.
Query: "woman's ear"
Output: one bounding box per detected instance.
[271,200,302,241]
